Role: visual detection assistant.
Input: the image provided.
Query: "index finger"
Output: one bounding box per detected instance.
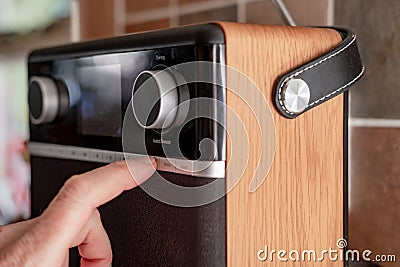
[39,158,157,246]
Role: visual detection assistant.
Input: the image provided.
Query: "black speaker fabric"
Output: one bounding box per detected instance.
[30,157,226,266]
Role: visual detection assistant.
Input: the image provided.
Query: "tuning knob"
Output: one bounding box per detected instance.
[132,70,189,129]
[28,76,68,125]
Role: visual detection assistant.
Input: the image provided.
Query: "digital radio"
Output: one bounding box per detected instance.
[28,22,363,266]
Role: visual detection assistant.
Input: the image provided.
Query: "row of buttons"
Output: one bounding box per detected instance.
[28,142,225,178]
[28,142,141,163]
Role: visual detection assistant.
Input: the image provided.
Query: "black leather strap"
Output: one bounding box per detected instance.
[274,27,364,119]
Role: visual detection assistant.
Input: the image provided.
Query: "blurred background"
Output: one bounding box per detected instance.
[0,0,398,266]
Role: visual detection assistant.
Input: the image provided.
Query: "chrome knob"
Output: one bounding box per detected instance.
[132,70,189,129]
[282,78,311,114]
[28,76,60,125]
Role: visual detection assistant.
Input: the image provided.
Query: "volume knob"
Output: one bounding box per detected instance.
[132,70,188,129]
[28,76,69,125]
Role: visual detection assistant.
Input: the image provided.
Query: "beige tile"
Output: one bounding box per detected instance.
[179,5,237,25]
[80,0,116,40]
[179,0,205,4]
[336,0,400,119]
[125,0,169,13]
[246,0,329,26]
[125,18,170,33]
[178,0,236,5]
[350,127,400,267]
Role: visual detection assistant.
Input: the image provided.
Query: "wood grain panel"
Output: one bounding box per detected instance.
[217,22,344,266]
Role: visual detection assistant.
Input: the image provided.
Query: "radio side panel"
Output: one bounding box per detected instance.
[219,22,345,267]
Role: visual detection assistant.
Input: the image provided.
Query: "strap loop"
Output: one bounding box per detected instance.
[274,27,364,119]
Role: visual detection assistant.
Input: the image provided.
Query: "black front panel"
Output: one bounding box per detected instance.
[31,157,226,266]
[29,25,228,266]
[29,45,226,161]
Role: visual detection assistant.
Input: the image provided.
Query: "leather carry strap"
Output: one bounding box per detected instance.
[274,27,364,119]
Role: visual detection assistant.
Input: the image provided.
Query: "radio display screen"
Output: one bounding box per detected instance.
[78,64,122,137]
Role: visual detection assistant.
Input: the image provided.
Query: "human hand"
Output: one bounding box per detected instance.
[0,158,157,267]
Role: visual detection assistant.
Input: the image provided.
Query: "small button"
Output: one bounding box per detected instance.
[103,151,116,163]
[89,149,104,162]
[73,148,90,161]
[63,146,77,159]
[68,147,77,157]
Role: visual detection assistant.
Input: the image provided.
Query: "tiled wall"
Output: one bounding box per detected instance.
[76,0,334,40]
[77,0,399,265]
[335,1,400,266]
[122,0,332,33]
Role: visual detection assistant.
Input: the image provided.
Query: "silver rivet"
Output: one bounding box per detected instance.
[282,78,310,114]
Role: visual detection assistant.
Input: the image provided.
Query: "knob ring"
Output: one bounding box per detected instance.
[170,71,190,128]
[132,70,179,129]
[29,76,60,125]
